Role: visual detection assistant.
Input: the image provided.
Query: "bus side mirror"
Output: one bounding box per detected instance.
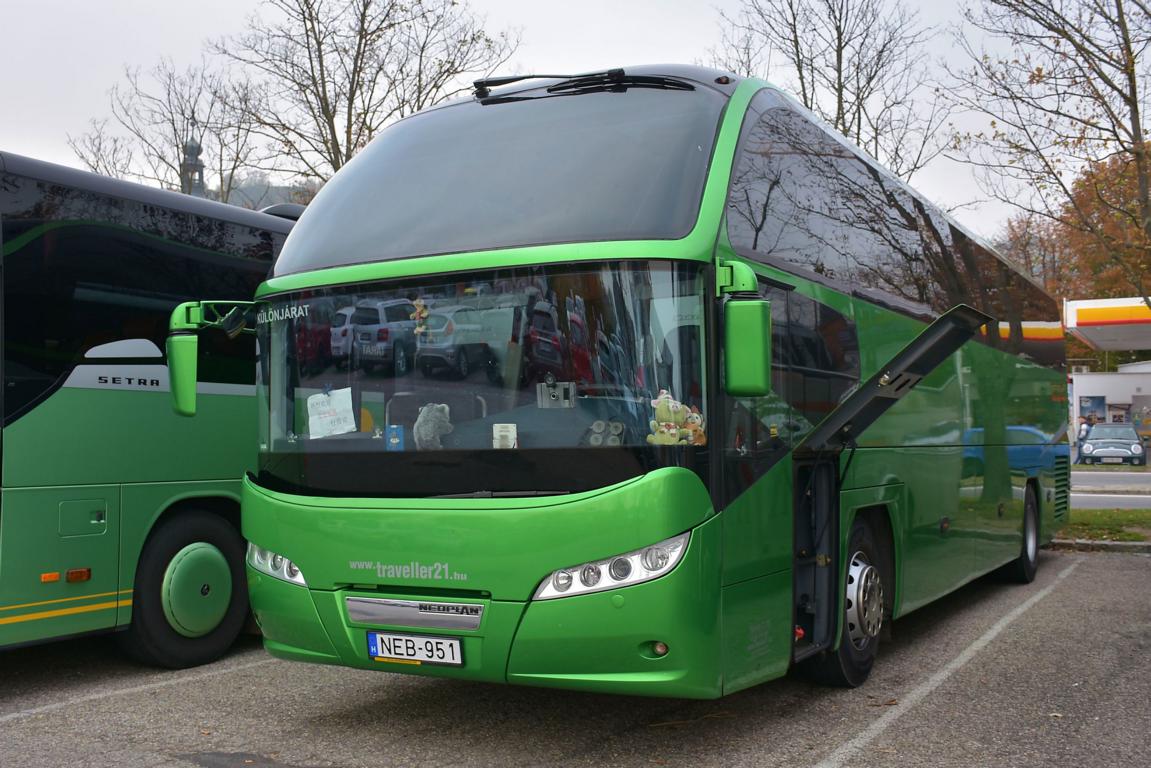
[167,333,199,417]
[166,299,256,416]
[724,298,772,396]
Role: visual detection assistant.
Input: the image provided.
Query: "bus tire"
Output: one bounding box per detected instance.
[118,510,249,669]
[1003,484,1039,584]
[804,517,886,688]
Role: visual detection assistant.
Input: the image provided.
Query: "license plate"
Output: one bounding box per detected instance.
[1102,457,1123,463]
[368,632,463,666]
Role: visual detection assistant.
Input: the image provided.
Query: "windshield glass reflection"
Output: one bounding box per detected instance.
[255,261,709,497]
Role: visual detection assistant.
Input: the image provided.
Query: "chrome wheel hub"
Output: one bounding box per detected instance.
[846,550,884,649]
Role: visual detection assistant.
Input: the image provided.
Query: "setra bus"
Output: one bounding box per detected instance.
[0,152,298,667]
[167,66,1069,696]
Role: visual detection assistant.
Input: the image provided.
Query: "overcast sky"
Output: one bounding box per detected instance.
[0,0,1006,236]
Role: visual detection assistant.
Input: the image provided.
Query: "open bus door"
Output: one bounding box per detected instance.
[789,304,992,669]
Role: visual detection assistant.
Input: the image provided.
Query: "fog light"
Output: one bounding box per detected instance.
[652,641,669,657]
[580,564,601,587]
[609,557,632,581]
[553,569,573,592]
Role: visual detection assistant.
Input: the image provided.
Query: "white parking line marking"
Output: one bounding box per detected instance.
[0,657,276,726]
[814,559,1082,768]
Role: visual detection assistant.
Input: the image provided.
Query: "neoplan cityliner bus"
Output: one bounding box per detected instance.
[0,153,297,667]
[167,66,1068,696]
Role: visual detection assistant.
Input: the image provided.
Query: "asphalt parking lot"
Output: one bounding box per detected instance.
[2,550,1148,768]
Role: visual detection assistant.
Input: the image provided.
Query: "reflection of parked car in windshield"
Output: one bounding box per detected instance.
[416,305,495,379]
[1081,423,1145,466]
[329,306,354,369]
[295,300,333,374]
[521,300,566,383]
[352,298,418,375]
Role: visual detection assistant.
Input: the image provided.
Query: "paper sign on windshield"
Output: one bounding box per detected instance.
[307,387,356,438]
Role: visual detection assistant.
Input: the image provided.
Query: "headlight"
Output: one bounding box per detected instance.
[247,542,307,586]
[533,533,689,600]
[1082,443,1093,453]
[1133,443,1143,455]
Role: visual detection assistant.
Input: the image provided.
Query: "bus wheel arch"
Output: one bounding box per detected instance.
[118,501,248,669]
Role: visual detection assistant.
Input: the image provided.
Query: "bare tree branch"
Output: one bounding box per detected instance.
[709,0,950,181]
[213,0,519,180]
[946,0,1151,307]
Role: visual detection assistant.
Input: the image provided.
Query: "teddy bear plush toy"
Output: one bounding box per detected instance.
[413,402,452,450]
[683,406,707,446]
[410,298,429,334]
[647,389,692,445]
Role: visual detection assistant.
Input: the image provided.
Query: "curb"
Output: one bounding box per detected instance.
[1051,538,1151,553]
[1072,487,1151,495]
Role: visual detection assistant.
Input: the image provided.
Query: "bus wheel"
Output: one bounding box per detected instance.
[1003,484,1039,584]
[118,510,248,669]
[805,518,886,687]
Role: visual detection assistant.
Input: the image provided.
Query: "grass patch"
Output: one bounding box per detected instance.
[1061,508,1151,541]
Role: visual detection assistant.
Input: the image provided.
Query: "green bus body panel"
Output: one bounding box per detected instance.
[0,386,251,647]
[249,569,339,663]
[0,485,123,645]
[242,469,712,601]
[721,458,793,584]
[3,389,254,487]
[719,569,792,695]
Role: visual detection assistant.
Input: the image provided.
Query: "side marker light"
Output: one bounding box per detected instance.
[66,568,92,583]
[41,572,61,583]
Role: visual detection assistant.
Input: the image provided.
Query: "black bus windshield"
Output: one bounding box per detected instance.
[272,86,728,276]
[255,261,709,497]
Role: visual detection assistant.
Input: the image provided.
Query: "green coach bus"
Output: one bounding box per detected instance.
[1,152,297,667]
[168,66,1069,696]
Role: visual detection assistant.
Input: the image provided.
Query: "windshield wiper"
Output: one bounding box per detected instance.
[473,68,694,99]
[547,70,694,94]
[473,73,581,98]
[429,490,570,499]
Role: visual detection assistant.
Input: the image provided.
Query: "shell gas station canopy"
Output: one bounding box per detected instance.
[1065,297,1151,351]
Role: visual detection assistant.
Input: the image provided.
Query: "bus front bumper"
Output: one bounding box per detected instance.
[247,518,723,698]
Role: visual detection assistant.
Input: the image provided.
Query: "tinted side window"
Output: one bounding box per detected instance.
[783,292,859,432]
[2,173,278,423]
[726,89,1062,370]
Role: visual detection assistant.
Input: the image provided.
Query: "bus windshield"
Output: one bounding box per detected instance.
[271,85,728,276]
[256,261,709,497]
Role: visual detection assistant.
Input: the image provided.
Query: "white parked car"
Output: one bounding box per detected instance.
[329,306,354,369]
